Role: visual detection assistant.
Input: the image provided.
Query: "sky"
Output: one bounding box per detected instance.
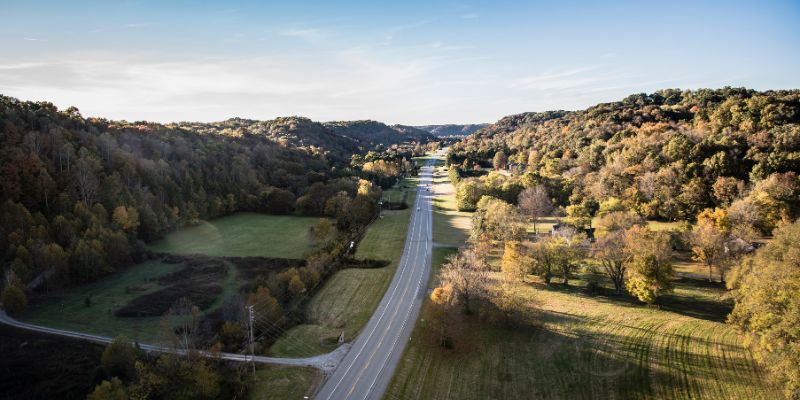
[0,0,798,125]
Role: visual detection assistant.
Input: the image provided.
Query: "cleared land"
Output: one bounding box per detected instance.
[388,264,776,400]
[22,215,318,343]
[148,212,322,258]
[269,178,419,357]
[23,260,183,342]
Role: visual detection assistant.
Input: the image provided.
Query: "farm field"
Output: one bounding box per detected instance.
[148,212,323,258]
[386,259,777,400]
[269,178,419,357]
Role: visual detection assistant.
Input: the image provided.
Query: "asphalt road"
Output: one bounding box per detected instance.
[0,308,349,372]
[316,156,435,400]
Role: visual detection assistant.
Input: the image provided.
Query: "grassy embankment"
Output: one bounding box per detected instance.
[249,366,323,400]
[23,213,322,342]
[269,177,420,357]
[387,179,777,399]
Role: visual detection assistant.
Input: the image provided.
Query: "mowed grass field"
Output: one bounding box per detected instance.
[148,212,322,258]
[269,178,420,357]
[23,260,182,342]
[387,258,776,400]
[431,166,471,246]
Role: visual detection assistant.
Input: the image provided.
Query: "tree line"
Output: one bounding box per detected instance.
[0,95,413,315]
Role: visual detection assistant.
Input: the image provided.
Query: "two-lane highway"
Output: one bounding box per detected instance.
[316,156,436,400]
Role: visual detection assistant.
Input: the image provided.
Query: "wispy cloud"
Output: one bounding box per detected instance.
[382,20,431,45]
[23,37,46,42]
[279,28,321,39]
[461,13,479,19]
[515,66,612,91]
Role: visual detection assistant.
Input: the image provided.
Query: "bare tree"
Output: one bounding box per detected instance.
[552,226,587,286]
[74,155,99,206]
[161,297,201,354]
[592,231,627,293]
[440,247,489,314]
[518,185,553,234]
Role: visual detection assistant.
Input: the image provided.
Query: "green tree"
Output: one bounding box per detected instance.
[88,377,128,400]
[1,284,27,316]
[101,336,140,379]
[470,196,526,242]
[455,180,484,211]
[565,204,592,229]
[623,226,675,304]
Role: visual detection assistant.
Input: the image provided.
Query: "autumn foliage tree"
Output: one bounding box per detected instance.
[727,219,800,399]
[623,226,675,304]
[440,248,488,314]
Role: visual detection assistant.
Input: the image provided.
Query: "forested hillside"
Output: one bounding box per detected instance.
[449,88,800,229]
[0,95,419,293]
[326,120,434,147]
[415,123,488,137]
[181,117,432,164]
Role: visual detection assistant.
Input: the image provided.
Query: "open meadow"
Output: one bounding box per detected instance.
[148,212,323,258]
[387,263,778,400]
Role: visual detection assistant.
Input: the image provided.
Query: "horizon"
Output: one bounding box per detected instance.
[1,0,799,125]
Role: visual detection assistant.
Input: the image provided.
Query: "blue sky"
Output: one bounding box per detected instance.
[0,0,798,124]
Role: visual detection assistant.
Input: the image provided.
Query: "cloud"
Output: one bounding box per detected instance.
[382,20,431,45]
[515,66,613,91]
[0,48,444,123]
[461,13,479,19]
[278,28,323,41]
[23,37,46,41]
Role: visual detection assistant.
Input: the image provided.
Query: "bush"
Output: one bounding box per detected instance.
[1,285,27,317]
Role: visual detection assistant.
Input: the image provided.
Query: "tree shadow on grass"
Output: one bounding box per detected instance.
[408,305,765,400]
[529,276,732,323]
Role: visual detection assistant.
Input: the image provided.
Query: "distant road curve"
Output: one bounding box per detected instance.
[0,310,348,373]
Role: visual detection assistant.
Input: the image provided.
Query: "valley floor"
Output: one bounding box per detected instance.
[385,164,778,400]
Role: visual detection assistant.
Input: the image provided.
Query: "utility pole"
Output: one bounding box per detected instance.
[247,305,256,380]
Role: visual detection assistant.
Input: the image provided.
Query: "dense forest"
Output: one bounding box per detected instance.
[414,123,489,137]
[0,95,422,297]
[178,117,433,164]
[449,88,800,231]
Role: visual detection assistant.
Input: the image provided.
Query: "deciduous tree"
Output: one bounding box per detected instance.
[727,219,800,399]
[518,185,553,233]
